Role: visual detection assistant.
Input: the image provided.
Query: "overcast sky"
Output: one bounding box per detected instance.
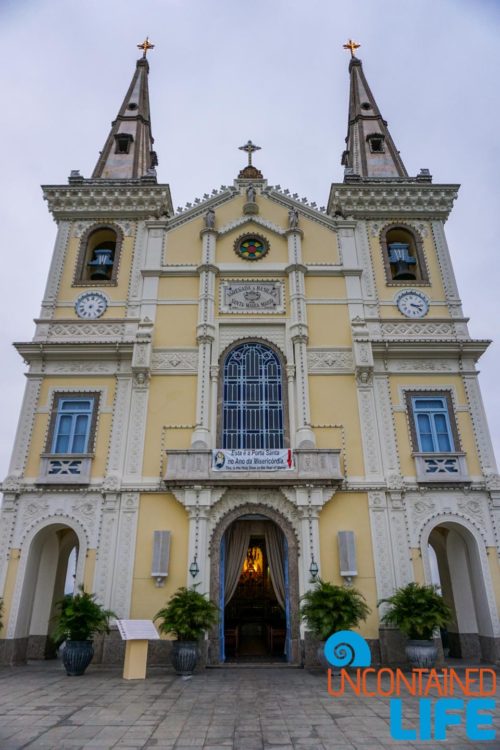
[0,0,499,481]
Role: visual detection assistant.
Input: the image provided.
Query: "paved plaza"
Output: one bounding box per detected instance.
[0,662,499,750]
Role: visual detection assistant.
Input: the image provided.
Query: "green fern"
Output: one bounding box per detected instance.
[52,586,116,643]
[300,579,370,641]
[154,587,219,641]
[378,582,452,640]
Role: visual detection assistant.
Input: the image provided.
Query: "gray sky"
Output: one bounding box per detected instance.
[0,0,499,480]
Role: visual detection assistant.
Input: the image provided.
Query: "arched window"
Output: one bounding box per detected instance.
[73,224,123,285]
[381,225,428,283]
[222,343,285,449]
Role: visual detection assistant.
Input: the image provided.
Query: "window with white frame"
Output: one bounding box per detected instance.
[410,396,455,453]
[47,394,99,455]
[221,342,285,449]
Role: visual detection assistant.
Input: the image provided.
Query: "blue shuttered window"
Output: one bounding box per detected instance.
[51,398,94,454]
[411,397,454,453]
[222,343,284,449]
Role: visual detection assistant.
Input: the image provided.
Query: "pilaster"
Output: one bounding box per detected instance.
[286,228,315,447]
[192,228,217,448]
[39,222,71,319]
[5,374,43,481]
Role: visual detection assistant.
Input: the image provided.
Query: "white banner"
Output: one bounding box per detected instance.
[212,449,294,471]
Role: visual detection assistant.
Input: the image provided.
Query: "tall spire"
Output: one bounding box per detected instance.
[341,49,408,180]
[92,45,157,180]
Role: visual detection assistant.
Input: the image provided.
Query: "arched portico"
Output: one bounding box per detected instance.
[208,501,300,664]
[421,515,500,663]
[7,518,87,662]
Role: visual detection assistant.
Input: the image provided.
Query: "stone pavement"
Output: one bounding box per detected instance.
[0,662,499,750]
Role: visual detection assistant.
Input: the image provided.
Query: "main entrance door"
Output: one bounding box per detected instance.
[220,517,289,662]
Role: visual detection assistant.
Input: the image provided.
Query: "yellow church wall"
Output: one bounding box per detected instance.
[301,222,340,265]
[130,493,189,620]
[24,376,116,478]
[153,305,198,348]
[56,232,135,304]
[390,375,481,477]
[0,550,20,637]
[157,276,199,302]
[84,549,96,593]
[305,276,346,300]
[319,493,378,637]
[307,305,352,347]
[142,376,197,476]
[411,549,426,584]
[309,375,364,476]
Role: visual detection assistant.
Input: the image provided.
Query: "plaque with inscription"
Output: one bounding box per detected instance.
[220,281,284,313]
[116,619,160,641]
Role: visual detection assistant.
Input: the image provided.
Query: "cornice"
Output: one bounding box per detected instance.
[371,339,490,359]
[327,182,460,220]
[15,341,135,363]
[42,180,174,220]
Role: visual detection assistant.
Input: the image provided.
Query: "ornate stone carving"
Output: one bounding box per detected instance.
[207,490,301,544]
[151,349,198,373]
[110,493,140,618]
[307,348,354,373]
[389,359,456,373]
[218,215,285,237]
[329,183,458,220]
[48,362,116,374]
[218,325,286,356]
[45,321,130,340]
[379,321,456,338]
[7,376,43,477]
[42,183,173,220]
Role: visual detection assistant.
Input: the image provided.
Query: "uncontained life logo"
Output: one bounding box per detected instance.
[324,631,496,742]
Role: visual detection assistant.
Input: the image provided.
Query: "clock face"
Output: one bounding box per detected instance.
[75,292,108,319]
[396,290,429,318]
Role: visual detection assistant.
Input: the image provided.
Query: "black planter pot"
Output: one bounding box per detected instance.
[171,641,199,675]
[62,640,94,676]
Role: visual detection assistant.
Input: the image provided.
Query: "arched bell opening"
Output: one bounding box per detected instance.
[14,523,81,660]
[426,521,495,662]
[208,502,300,665]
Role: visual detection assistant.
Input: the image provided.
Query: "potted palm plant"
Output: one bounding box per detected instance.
[154,586,219,675]
[378,582,452,668]
[52,586,116,676]
[300,579,370,667]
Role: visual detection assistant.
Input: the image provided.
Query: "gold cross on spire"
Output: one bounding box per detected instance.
[238,140,261,167]
[343,39,360,58]
[137,37,155,58]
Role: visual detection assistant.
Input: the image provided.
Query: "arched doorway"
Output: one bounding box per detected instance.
[14,523,80,660]
[425,520,496,661]
[208,503,300,664]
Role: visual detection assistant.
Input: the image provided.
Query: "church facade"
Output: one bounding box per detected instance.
[1,45,500,666]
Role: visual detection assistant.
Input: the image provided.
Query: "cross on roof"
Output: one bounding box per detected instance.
[137,37,155,58]
[238,140,261,167]
[343,39,361,57]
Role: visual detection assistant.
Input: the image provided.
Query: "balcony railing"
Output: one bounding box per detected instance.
[164,449,342,486]
[413,452,469,484]
[37,455,93,485]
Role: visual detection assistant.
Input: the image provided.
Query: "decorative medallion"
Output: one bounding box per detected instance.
[234,234,269,261]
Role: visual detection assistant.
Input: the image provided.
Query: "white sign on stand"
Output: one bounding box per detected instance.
[116,620,160,641]
[116,620,160,680]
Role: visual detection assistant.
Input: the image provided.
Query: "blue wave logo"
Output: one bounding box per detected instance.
[324,630,372,668]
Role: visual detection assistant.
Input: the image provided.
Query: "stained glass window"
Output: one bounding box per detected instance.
[236,237,268,261]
